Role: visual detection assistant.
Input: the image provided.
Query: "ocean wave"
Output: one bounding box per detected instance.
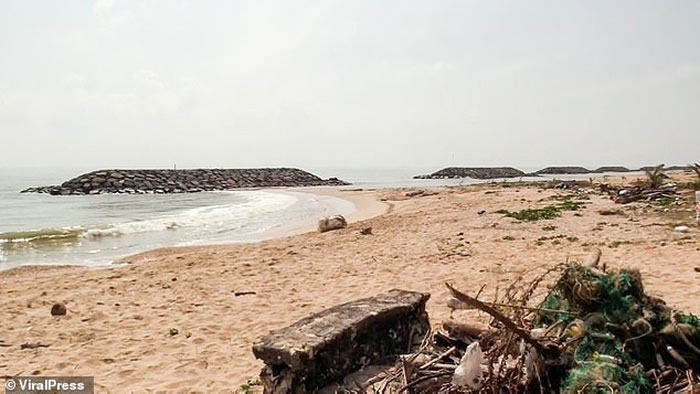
[87,190,297,238]
[0,227,86,244]
[0,227,87,253]
[2,190,299,249]
[82,222,180,239]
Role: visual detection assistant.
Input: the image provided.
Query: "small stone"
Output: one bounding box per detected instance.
[50,303,67,316]
[360,227,372,235]
[599,209,623,216]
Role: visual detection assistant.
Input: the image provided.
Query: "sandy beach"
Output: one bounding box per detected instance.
[1,178,698,392]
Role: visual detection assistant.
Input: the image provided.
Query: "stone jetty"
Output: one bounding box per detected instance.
[414,167,525,180]
[534,166,591,175]
[594,166,632,173]
[21,168,350,195]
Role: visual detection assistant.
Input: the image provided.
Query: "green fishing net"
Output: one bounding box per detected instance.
[533,263,699,393]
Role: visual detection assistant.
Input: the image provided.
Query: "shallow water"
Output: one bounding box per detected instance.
[0,168,354,269]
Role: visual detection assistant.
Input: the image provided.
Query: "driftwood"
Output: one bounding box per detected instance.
[446,283,555,357]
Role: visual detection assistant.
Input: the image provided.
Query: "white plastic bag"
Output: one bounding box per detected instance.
[453,341,484,389]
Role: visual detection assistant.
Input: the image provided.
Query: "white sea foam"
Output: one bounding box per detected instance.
[1,187,334,270]
[82,191,297,239]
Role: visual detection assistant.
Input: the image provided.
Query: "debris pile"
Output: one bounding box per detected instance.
[600,183,678,204]
[598,164,683,205]
[375,258,699,392]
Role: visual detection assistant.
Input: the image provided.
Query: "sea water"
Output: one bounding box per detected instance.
[0,168,355,270]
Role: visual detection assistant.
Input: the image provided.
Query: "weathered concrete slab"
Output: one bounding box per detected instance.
[252,289,430,393]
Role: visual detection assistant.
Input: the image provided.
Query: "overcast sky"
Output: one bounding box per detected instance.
[1,1,699,171]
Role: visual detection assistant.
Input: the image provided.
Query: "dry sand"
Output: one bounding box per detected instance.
[1,179,698,392]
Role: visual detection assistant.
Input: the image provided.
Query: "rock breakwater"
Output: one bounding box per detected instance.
[593,166,632,173]
[22,168,349,195]
[534,166,591,175]
[414,167,525,180]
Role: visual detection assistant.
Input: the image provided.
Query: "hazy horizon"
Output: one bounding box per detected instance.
[2,1,699,170]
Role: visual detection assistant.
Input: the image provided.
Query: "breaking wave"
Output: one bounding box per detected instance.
[1,191,298,250]
[0,227,86,244]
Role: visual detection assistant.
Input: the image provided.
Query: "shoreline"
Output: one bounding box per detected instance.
[115,187,389,266]
[0,187,388,273]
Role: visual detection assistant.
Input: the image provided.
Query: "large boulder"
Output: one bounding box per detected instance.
[317,215,347,233]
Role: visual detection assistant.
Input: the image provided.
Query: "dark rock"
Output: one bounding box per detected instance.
[599,209,624,216]
[360,226,372,235]
[318,215,348,233]
[252,289,430,393]
[414,167,525,180]
[50,303,67,316]
[405,190,425,197]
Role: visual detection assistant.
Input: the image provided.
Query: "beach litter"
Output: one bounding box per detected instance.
[600,184,679,205]
[375,253,700,393]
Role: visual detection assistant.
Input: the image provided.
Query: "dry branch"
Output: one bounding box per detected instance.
[445,282,548,355]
